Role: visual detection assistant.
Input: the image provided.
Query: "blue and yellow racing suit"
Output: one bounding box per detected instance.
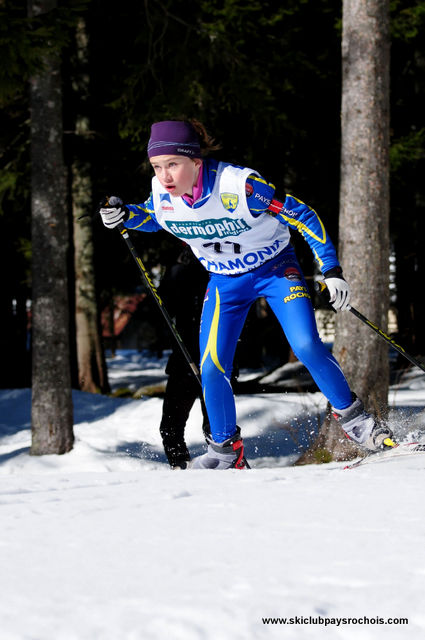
[124,158,352,442]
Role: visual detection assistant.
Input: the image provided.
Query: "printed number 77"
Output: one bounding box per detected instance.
[203,241,241,254]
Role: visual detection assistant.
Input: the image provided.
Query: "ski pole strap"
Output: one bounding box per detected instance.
[316,280,425,374]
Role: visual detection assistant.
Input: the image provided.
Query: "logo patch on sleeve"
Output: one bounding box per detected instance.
[284,267,302,281]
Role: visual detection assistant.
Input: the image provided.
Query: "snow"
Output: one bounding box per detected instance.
[1,351,425,640]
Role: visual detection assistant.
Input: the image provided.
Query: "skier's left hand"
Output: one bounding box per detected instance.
[323,268,351,311]
[98,196,129,229]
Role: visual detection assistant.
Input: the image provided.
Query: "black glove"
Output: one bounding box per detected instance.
[99,196,129,229]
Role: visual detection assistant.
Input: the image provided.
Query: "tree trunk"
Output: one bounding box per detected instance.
[73,163,110,393]
[298,0,391,464]
[335,0,391,413]
[394,198,425,360]
[72,17,110,394]
[29,0,74,455]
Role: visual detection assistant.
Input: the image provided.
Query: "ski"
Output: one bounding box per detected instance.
[343,442,425,469]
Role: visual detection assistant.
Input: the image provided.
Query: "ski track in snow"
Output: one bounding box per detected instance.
[1,351,425,640]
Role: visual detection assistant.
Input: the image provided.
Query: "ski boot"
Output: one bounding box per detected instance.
[332,395,396,452]
[171,462,189,470]
[191,427,249,469]
[160,431,191,470]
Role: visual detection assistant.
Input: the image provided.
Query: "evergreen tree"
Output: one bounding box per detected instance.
[71,17,110,393]
[335,0,391,409]
[29,0,74,454]
[390,1,425,359]
[299,0,391,463]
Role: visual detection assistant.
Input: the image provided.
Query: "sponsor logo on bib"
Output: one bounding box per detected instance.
[198,239,283,273]
[165,218,251,239]
[159,192,174,212]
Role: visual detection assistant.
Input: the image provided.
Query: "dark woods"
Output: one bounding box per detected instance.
[1,0,424,388]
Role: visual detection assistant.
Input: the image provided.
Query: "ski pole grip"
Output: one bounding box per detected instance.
[315,280,336,312]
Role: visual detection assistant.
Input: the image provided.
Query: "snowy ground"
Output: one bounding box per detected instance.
[1,351,425,640]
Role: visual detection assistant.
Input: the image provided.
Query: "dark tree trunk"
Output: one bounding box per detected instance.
[335,0,391,412]
[72,18,110,394]
[299,0,391,463]
[394,201,425,360]
[29,0,74,455]
[73,164,110,394]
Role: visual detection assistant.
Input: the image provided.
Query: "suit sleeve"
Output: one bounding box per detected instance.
[124,193,163,232]
[271,194,340,274]
[245,174,275,216]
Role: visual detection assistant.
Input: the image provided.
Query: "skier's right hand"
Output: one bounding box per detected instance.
[99,196,129,229]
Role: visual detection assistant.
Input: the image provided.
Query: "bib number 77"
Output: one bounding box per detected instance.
[202,241,242,254]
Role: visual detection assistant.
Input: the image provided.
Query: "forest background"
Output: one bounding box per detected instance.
[1,0,424,397]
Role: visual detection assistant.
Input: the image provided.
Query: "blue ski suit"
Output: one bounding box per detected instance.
[124,158,352,442]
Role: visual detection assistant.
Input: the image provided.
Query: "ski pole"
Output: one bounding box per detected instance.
[85,196,203,387]
[316,280,425,373]
[115,221,203,388]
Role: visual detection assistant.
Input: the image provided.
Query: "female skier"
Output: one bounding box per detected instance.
[100,119,395,469]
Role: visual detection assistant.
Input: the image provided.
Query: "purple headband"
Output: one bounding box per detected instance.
[147,121,202,159]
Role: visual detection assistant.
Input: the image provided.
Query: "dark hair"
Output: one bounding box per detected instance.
[189,119,221,156]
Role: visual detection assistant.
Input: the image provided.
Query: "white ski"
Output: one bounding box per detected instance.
[344,442,425,469]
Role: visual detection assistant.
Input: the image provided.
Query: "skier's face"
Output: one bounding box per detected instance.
[150,155,202,198]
